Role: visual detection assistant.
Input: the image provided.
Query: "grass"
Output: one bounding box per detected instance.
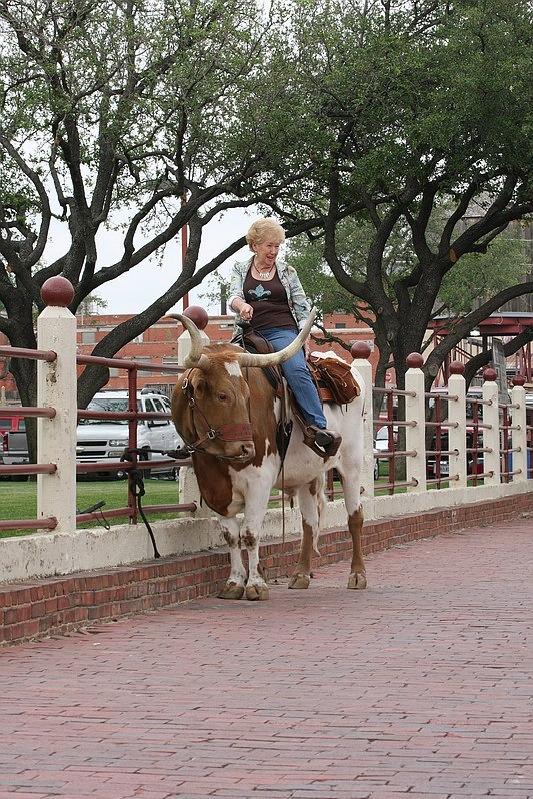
[1,469,485,539]
[0,476,181,538]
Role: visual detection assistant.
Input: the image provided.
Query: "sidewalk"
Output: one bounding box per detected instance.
[0,517,532,799]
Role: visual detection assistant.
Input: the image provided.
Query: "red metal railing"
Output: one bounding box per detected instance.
[424,390,460,488]
[0,346,60,530]
[372,385,417,494]
[499,401,522,483]
[0,345,198,531]
[465,395,495,484]
[76,353,196,524]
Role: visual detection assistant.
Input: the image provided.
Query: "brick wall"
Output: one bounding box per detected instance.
[1,492,532,647]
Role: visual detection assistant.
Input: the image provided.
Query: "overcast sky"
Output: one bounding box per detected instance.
[46,206,260,316]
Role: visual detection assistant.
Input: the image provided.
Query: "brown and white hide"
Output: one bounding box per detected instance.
[171,322,366,602]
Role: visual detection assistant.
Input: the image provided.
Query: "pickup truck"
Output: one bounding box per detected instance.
[76,389,182,478]
[1,420,29,468]
[1,390,183,478]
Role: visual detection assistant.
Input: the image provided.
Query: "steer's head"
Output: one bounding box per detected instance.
[170,310,316,465]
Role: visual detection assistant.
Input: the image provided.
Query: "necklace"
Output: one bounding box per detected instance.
[254,261,275,280]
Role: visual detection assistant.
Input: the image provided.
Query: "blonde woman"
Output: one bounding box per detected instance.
[228,218,341,455]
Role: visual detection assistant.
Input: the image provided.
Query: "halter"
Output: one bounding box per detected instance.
[181,369,254,462]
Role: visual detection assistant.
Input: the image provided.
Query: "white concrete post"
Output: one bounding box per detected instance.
[179,465,212,518]
[175,308,211,516]
[482,368,500,487]
[351,343,374,497]
[405,353,427,493]
[510,376,528,483]
[37,278,77,533]
[447,362,467,489]
[178,329,210,365]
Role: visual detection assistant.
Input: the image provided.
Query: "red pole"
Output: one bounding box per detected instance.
[181,193,189,310]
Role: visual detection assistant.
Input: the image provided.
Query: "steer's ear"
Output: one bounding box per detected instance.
[194,376,206,398]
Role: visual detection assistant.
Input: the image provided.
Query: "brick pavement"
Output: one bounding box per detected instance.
[0,517,532,799]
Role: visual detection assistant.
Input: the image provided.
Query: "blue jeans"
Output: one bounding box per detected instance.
[259,327,327,429]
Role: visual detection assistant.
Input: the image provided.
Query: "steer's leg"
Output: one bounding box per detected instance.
[218,516,246,600]
[289,479,320,590]
[337,462,367,590]
[240,493,270,602]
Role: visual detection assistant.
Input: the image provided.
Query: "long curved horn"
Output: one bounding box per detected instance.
[237,308,318,368]
[167,313,208,368]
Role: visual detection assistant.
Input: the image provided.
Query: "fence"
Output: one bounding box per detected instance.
[0,277,532,583]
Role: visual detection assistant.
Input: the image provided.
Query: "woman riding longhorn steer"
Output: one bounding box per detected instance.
[170,310,367,602]
[228,218,341,457]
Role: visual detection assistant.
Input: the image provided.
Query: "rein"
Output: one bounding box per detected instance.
[181,369,253,463]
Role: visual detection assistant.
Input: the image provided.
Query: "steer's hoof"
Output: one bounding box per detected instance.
[217,582,245,600]
[288,573,310,590]
[245,583,269,601]
[347,572,367,590]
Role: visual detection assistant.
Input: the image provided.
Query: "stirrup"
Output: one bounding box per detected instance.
[303,426,342,459]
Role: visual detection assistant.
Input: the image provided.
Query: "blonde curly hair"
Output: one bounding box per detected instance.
[246,218,286,250]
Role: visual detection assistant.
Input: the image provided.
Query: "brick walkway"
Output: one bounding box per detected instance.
[1,518,532,799]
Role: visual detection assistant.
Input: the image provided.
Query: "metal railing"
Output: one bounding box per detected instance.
[1,292,532,531]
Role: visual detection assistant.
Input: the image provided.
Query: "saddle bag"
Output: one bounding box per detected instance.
[309,354,360,405]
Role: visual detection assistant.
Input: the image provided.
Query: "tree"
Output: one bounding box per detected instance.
[278,0,533,393]
[0,0,325,459]
[288,216,528,380]
[77,293,108,320]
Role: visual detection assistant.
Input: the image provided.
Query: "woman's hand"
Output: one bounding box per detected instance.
[240,303,253,321]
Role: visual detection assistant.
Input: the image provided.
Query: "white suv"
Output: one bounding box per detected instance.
[76,389,182,478]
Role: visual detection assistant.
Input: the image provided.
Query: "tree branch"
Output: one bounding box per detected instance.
[463,327,533,387]
[0,133,51,268]
[425,281,533,378]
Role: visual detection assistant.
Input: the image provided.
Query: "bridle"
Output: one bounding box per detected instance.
[181,369,254,463]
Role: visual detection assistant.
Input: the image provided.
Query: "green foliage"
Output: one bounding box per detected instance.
[440,236,528,314]
[277,0,533,381]
[77,293,108,316]
[285,228,364,316]
[289,0,532,194]
[198,274,230,311]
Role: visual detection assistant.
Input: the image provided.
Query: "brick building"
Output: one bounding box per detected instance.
[74,310,379,396]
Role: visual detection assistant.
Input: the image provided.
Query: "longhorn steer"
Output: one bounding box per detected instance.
[171,313,366,601]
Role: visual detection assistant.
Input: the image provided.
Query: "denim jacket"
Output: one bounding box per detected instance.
[228,256,311,332]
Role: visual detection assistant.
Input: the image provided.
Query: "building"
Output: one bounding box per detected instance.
[74,310,379,396]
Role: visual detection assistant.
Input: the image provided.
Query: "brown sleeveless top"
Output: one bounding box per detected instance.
[243,268,297,331]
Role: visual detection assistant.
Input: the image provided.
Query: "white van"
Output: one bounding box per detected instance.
[76,389,182,478]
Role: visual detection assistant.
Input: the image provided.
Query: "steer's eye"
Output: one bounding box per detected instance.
[218,392,227,402]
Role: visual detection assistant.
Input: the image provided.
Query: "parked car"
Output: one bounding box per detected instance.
[426,429,486,479]
[373,425,397,480]
[0,412,25,435]
[1,418,29,470]
[76,389,183,478]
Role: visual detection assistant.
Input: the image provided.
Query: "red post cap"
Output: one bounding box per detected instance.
[183,305,208,330]
[41,276,75,307]
[483,367,497,382]
[449,361,465,375]
[406,352,424,369]
[512,374,526,386]
[350,341,371,359]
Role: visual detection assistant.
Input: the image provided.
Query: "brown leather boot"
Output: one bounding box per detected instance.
[304,426,342,458]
